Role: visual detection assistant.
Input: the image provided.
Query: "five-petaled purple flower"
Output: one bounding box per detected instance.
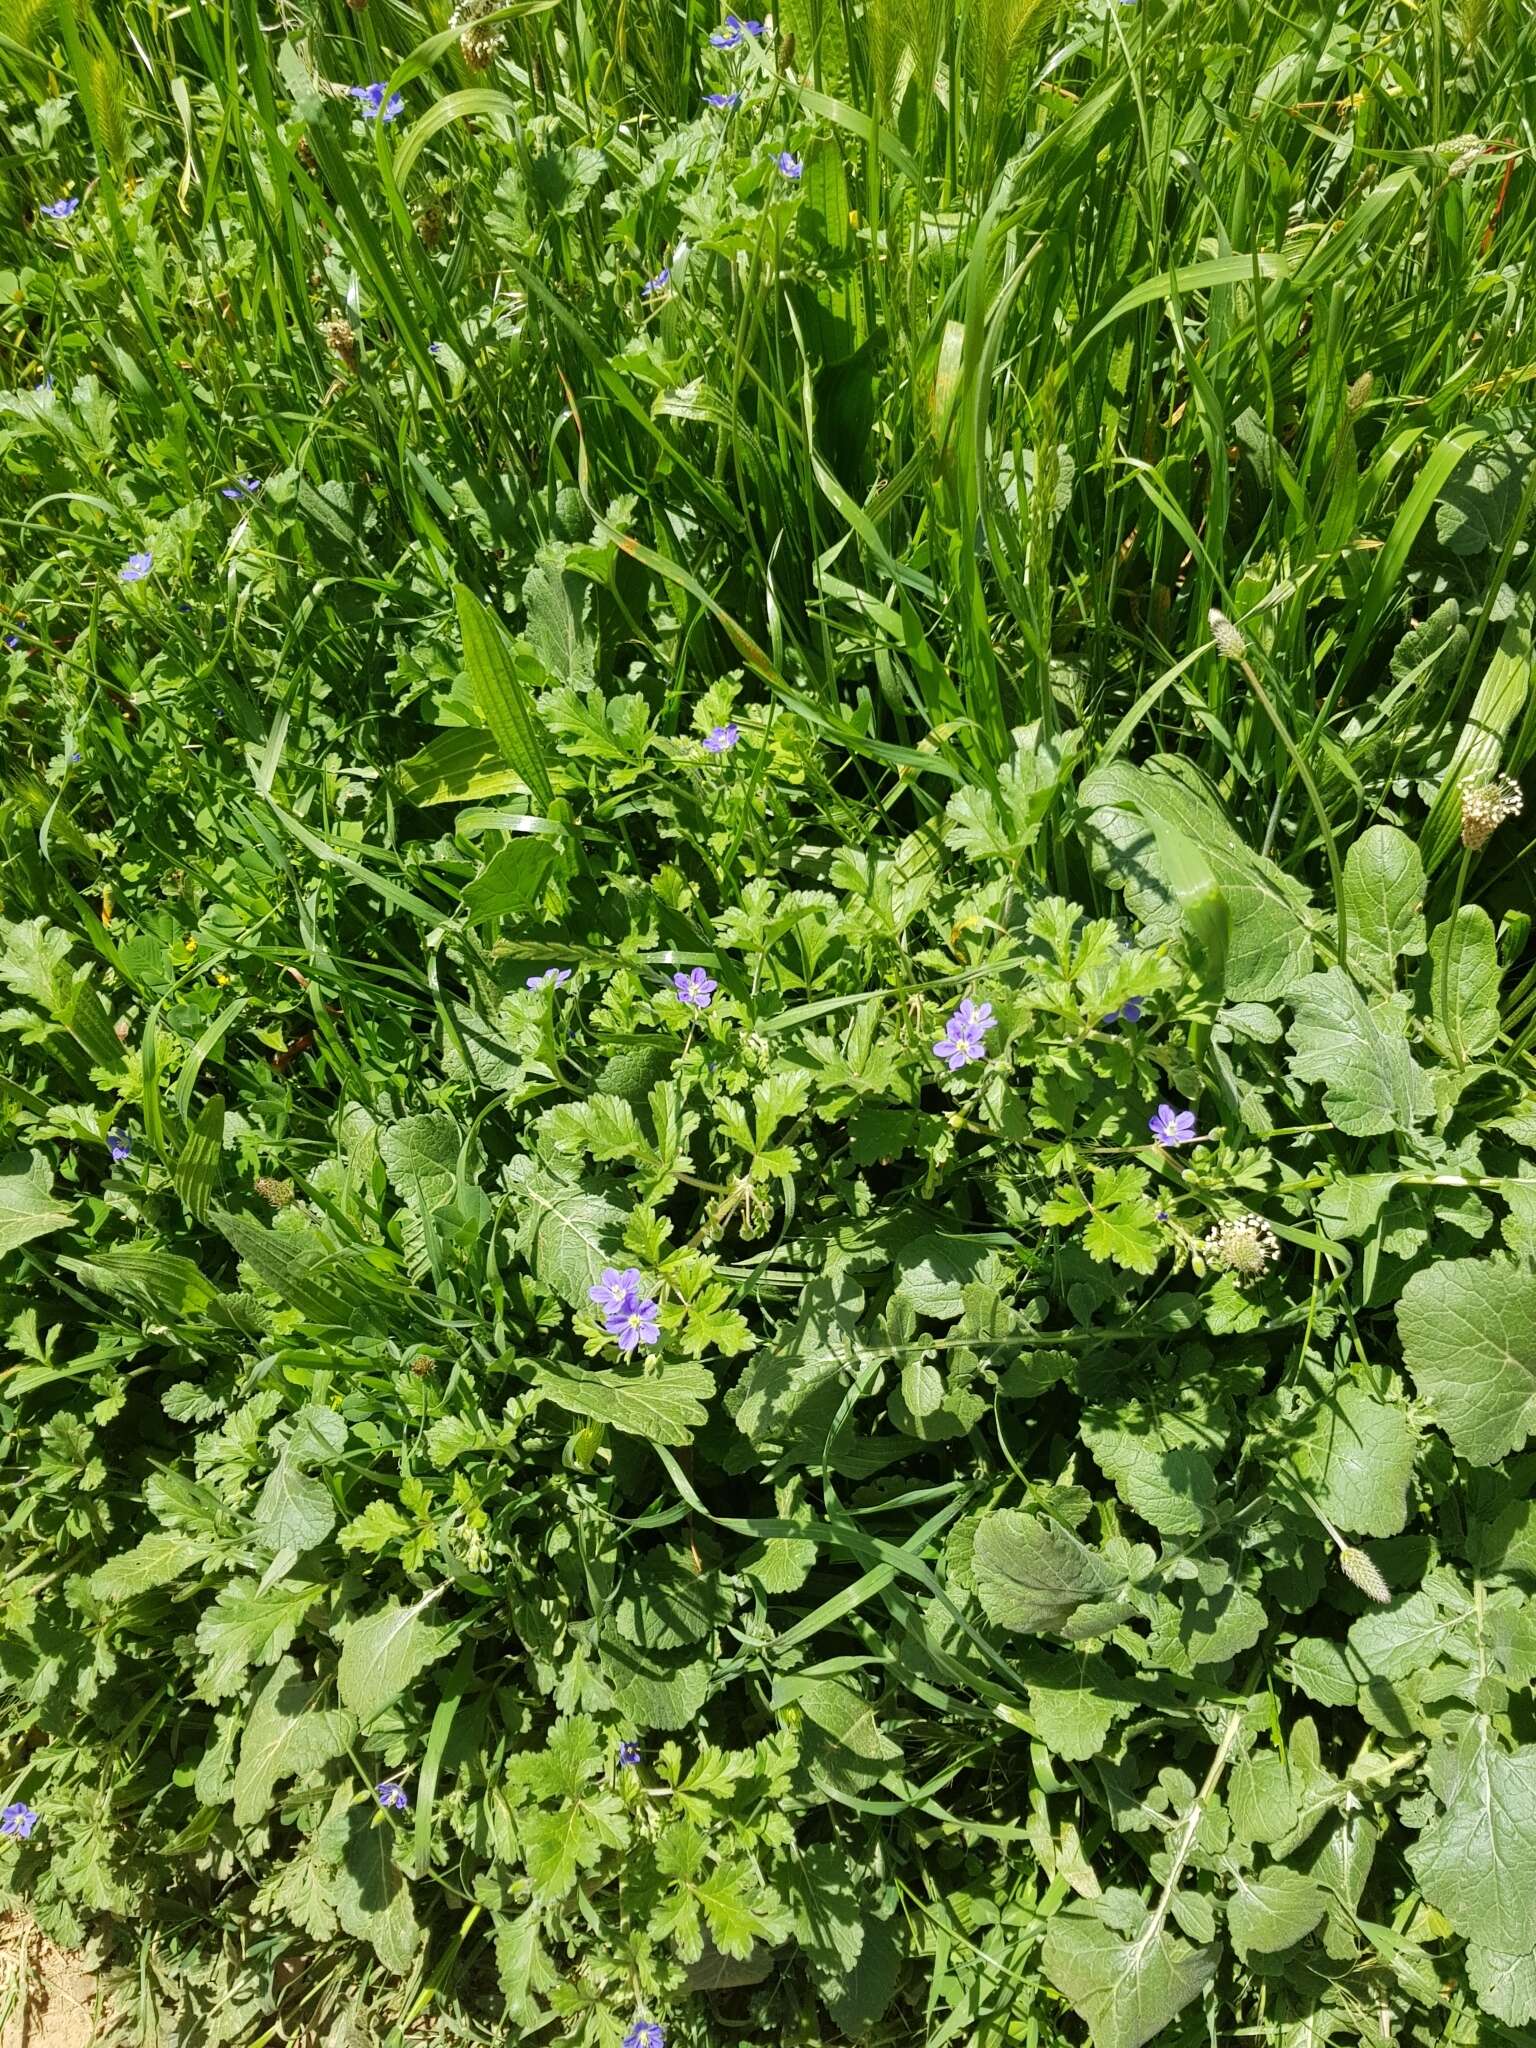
[41,197,79,220]
[589,1267,645,1317]
[0,1803,39,1840]
[120,551,153,583]
[672,968,717,1010]
[220,477,261,500]
[705,91,740,108]
[108,1129,131,1163]
[351,82,404,121]
[623,2023,665,2048]
[1102,997,1143,1027]
[1148,1103,1198,1147]
[710,13,763,45]
[527,967,572,990]
[932,996,994,1072]
[617,1741,642,1767]
[703,723,739,753]
[376,1782,409,1811]
[608,1295,660,1354]
[642,267,671,299]
[776,151,803,180]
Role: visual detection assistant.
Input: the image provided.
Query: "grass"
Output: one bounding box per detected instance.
[1,0,1535,2044]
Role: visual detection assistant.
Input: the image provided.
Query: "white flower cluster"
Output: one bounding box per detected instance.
[1202,1212,1279,1285]
[1460,773,1523,852]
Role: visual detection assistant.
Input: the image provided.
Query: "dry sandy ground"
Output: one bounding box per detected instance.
[0,1919,103,2048]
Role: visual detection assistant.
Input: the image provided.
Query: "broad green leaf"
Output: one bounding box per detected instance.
[59,1246,223,1318]
[1343,826,1425,988]
[971,1510,1118,1636]
[494,1905,558,2028]
[1226,1867,1326,1959]
[1286,969,1433,1136]
[1424,905,1501,1062]
[212,1207,377,1327]
[329,1803,420,1973]
[173,1093,224,1222]
[1041,1896,1218,2048]
[787,1840,866,1973]
[817,1914,901,2032]
[1082,1405,1220,1536]
[336,1594,451,1728]
[602,1634,712,1730]
[506,1159,627,1306]
[455,584,553,807]
[233,1657,353,1824]
[533,1360,715,1445]
[253,1455,336,1554]
[792,1677,903,1765]
[1082,760,1313,1001]
[1407,1726,1536,1954]
[463,836,554,919]
[1294,1382,1417,1537]
[1398,1257,1536,1464]
[1467,1944,1536,2026]
[0,1151,75,1259]
[1019,1648,1138,1762]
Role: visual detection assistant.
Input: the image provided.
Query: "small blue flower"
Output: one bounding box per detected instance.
[526,967,572,990]
[1148,1103,1198,1147]
[220,477,261,500]
[108,1129,131,1164]
[40,197,79,220]
[703,723,739,753]
[617,1740,642,1767]
[624,2023,665,2048]
[589,1267,644,1316]
[932,996,994,1072]
[710,13,763,46]
[606,1296,660,1354]
[1101,996,1143,1027]
[351,82,404,121]
[0,1803,39,1840]
[775,151,803,180]
[642,266,672,300]
[376,1782,409,1811]
[672,967,717,1010]
[4,636,18,651]
[704,91,740,108]
[120,551,153,583]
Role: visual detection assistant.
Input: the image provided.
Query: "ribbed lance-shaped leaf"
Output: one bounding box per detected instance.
[455,584,552,807]
[0,1150,75,1259]
[174,1093,224,1222]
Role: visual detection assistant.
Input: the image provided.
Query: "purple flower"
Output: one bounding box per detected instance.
[527,967,572,990]
[1101,996,1143,1027]
[932,996,995,1072]
[589,1267,644,1316]
[220,477,260,500]
[703,723,739,753]
[775,151,803,180]
[120,551,153,583]
[704,91,740,108]
[351,82,404,121]
[1148,1103,1198,1147]
[606,1296,660,1353]
[623,2026,664,2048]
[41,197,79,220]
[642,267,671,299]
[376,1782,409,1811]
[617,1741,642,1767]
[672,967,717,1010]
[710,13,763,45]
[4,636,18,651]
[108,1129,131,1163]
[0,1802,38,1840]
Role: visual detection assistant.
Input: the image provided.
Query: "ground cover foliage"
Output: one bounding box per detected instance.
[2,0,1536,2043]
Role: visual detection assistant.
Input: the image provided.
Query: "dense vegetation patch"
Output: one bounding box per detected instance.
[2,0,1536,2044]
